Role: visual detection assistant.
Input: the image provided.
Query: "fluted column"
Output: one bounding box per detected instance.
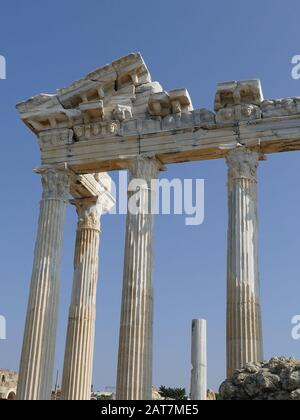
[226,147,263,378]
[17,166,70,400]
[61,198,102,401]
[116,156,161,400]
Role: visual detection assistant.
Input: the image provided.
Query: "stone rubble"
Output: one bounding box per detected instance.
[220,357,300,400]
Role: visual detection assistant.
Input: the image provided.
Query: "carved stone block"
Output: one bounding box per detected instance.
[193,109,216,126]
[169,89,193,114]
[215,80,264,112]
[112,53,151,88]
[148,92,171,117]
[216,104,262,124]
[38,128,74,147]
[261,98,300,118]
[112,104,133,122]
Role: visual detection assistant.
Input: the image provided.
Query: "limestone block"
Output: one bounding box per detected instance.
[39,128,74,148]
[261,98,300,118]
[112,53,151,88]
[216,104,261,124]
[162,112,194,131]
[58,64,117,108]
[17,95,82,132]
[79,100,105,122]
[133,82,163,117]
[215,80,264,111]
[112,104,133,122]
[122,119,138,136]
[148,92,171,117]
[169,88,193,114]
[193,109,216,126]
[136,81,163,95]
[141,118,162,134]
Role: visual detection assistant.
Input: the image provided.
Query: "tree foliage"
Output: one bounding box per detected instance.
[159,386,188,400]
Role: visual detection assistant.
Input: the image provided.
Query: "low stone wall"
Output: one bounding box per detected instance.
[220,357,300,401]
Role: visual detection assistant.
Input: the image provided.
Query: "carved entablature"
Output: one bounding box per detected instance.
[71,110,216,141]
[215,80,264,111]
[18,53,300,161]
[261,98,300,118]
[17,95,82,132]
[216,104,262,125]
[73,121,120,141]
[215,80,264,124]
[148,89,193,117]
[16,53,151,134]
[16,53,197,149]
[38,128,74,148]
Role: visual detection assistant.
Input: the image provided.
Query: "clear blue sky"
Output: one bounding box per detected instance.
[1,0,300,393]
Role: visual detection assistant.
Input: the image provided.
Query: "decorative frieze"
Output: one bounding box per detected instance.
[261,98,300,118]
[216,104,262,124]
[38,128,74,147]
[73,121,120,140]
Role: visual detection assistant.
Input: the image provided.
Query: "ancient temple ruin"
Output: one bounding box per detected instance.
[0,369,18,400]
[16,53,300,400]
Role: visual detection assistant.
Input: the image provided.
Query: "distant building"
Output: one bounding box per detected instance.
[0,369,18,400]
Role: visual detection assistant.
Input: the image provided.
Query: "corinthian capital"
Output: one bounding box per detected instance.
[37,166,71,201]
[128,155,163,181]
[72,198,102,231]
[226,147,259,183]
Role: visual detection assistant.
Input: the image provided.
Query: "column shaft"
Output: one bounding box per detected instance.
[61,198,101,400]
[226,148,263,378]
[116,156,160,400]
[191,319,207,401]
[17,167,70,400]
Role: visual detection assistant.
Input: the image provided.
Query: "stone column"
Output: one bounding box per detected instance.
[191,319,207,401]
[17,166,70,400]
[116,156,161,400]
[226,147,263,378]
[61,198,102,401]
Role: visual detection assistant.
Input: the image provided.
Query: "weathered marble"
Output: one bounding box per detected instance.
[16,53,300,402]
[215,80,263,124]
[191,320,207,401]
[17,54,300,173]
[261,98,300,118]
[0,370,18,400]
[226,147,263,378]
[17,166,70,400]
[116,156,161,401]
[215,80,264,111]
[216,104,262,124]
[61,186,114,401]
